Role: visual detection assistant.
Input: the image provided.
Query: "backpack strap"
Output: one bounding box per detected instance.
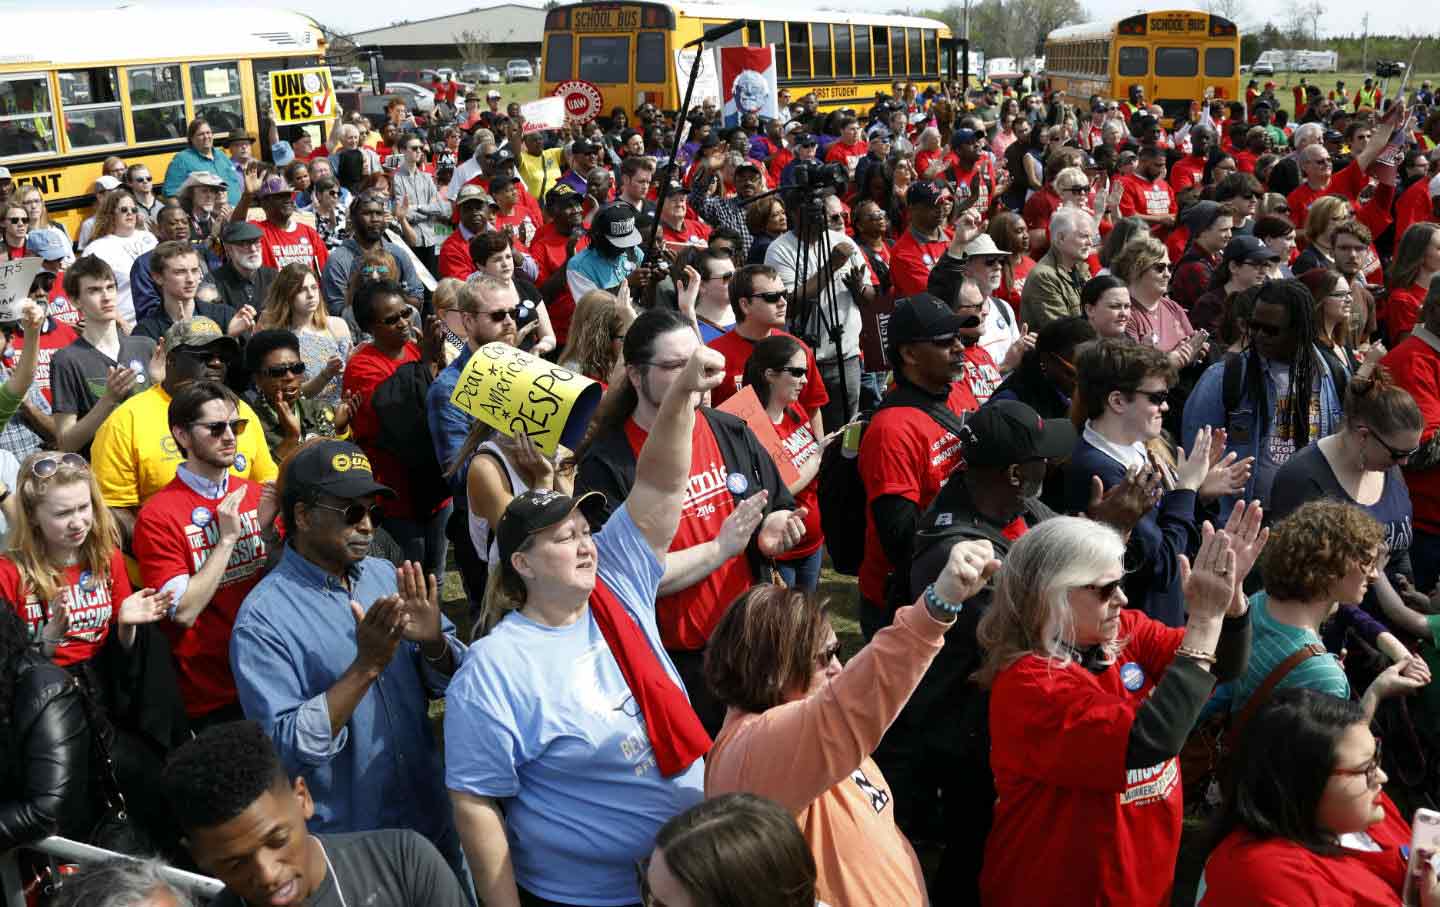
[877,385,970,439]
[1222,351,1245,414]
[1232,642,1328,736]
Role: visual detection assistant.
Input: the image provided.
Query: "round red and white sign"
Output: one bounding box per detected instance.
[553,80,603,123]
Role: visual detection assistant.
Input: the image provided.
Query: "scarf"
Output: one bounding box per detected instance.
[588,577,710,776]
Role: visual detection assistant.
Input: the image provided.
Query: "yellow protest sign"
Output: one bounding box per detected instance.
[269,67,337,125]
[449,342,602,455]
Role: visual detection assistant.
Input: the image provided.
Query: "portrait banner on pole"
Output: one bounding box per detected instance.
[720,46,778,126]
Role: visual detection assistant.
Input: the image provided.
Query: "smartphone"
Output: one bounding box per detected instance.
[1403,808,1440,905]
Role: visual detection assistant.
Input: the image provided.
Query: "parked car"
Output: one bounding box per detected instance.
[1252,60,1274,75]
[461,63,502,85]
[506,59,533,82]
[359,82,435,121]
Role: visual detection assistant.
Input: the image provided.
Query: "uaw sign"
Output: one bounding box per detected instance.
[269,67,337,125]
[449,342,602,455]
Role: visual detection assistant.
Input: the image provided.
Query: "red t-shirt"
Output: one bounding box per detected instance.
[1,549,133,666]
[1200,794,1410,907]
[949,160,995,213]
[1382,283,1426,341]
[1385,337,1440,531]
[1119,175,1177,234]
[995,255,1034,308]
[1287,160,1370,231]
[856,381,978,603]
[530,220,588,346]
[493,207,538,251]
[625,417,747,650]
[982,609,1186,907]
[960,343,1002,405]
[3,319,78,406]
[259,221,329,272]
[343,342,427,520]
[6,245,26,261]
[438,229,476,281]
[132,475,268,717]
[773,405,823,559]
[1169,155,1206,193]
[1232,149,1258,173]
[707,329,828,413]
[825,140,870,174]
[1394,176,1435,248]
[660,216,712,250]
[47,278,81,327]
[915,148,955,181]
[889,230,950,297]
[1022,188,1063,242]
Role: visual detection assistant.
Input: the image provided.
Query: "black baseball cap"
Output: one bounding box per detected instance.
[496,489,605,564]
[906,180,948,208]
[286,440,395,500]
[887,293,967,347]
[960,400,1077,468]
[571,139,599,156]
[1223,235,1282,265]
[594,201,643,248]
[490,174,519,193]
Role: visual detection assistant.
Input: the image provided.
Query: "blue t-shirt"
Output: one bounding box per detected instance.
[443,503,704,905]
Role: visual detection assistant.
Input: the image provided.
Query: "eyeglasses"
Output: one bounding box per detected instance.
[1130,388,1170,406]
[1149,262,1172,275]
[190,418,249,438]
[30,452,88,479]
[131,175,153,183]
[772,366,807,378]
[116,206,138,215]
[1362,426,1420,462]
[380,308,413,327]
[1328,290,1354,300]
[705,271,735,283]
[311,500,385,526]
[1083,578,1125,601]
[825,213,846,225]
[749,290,785,303]
[1332,737,1383,788]
[814,641,842,669]
[483,307,518,323]
[1250,321,1286,337]
[260,362,307,378]
[1063,183,1091,194]
[5,216,27,225]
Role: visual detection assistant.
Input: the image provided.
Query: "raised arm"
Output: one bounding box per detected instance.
[625,345,726,559]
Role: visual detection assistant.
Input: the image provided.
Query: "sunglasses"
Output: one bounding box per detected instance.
[312,500,385,526]
[132,175,153,183]
[1131,388,1170,406]
[30,452,88,478]
[116,207,138,215]
[1363,426,1420,461]
[190,418,249,438]
[749,290,785,303]
[380,309,412,327]
[483,307,519,323]
[1084,577,1125,600]
[1063,183,1091,194]
[261,362,307,378]
[5,216,27,225]
[772,366,807,378]
[1250,321,1285,337]
[176,346,231,363]
[706,271,735,283]
[1149,262,1172,275]
[814,640,842,668]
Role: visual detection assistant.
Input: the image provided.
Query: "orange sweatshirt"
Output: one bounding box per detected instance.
[704,602,948,907]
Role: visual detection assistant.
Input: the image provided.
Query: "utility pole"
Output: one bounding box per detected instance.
[1360,13,1369,73]
[1310,0,1322,46]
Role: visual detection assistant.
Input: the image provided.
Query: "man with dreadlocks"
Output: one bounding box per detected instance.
[1184,279,1347,523]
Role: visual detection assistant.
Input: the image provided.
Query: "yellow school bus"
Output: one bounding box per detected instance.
[0,7,326,234]
[541,1,953,117]
[1044,10,1239,123]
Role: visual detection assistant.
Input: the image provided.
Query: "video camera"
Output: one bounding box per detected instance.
[1376,61,1406,79]
[784,160,849,209]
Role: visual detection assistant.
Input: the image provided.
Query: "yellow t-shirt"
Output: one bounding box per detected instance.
[92,385,279,509]
[518,147,565,202]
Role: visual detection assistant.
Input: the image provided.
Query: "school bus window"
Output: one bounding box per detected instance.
[812,24,832,78]
[924,30,938,75]
[545,33,573,81]
[835,25,853,77]
[907,28,922,76]
[1155,47,1197,77]
[0,75,56,158]
[764,22,787,78]
[637,32,666,83]
[788,24,811,78]
[191,62,243,134]
[709,22,744,47]
[854,25,871,76]
[745,21,762,45]
[128,64,185,143]
[579,36,629,84]
[1205,47,1235,77]
[873,27,890,76]
[889,27,905,74]
[59,68,124,150]
[1117,46,1147,76]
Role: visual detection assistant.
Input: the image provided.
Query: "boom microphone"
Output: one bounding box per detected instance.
[686,19,746,47]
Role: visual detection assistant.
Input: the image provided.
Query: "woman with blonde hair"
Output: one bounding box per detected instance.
[432,276,467,365]
[558,288,632,386]
[1110,232,1207,370]
[82,190,156,328]
[1297,195,1383,289]
[975,511,1263,907]
[258,262,353,407]
[18,184,74,267]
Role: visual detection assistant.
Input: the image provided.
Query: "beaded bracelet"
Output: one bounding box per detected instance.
[925,583,965,615]
[1175,645,1217,666]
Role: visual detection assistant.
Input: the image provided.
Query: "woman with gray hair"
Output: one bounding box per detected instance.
[975,511,1263,907]
[50,858,194,907]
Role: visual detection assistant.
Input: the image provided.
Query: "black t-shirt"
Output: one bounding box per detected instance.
[210,829,467,907]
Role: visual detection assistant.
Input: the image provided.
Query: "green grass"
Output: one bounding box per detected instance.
[1254,71,1440,117]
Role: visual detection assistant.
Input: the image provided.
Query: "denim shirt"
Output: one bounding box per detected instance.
[427,344,477,499]
[231,545,464,843]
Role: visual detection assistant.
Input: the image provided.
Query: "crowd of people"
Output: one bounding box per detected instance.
[13,68,1440,906]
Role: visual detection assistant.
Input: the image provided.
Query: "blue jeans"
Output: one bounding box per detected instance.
[384,502,453,578]
[777,548,823,592]
[859,370,887,414]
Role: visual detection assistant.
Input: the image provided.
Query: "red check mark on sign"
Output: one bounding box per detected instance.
[315,94,329,115]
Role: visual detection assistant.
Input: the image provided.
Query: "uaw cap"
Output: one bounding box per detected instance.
[961,234,1007,259]
[544,183,582,209]
[887,293,968,346]
[906,180,947,207]
[496,488,605,564]
[163,316,240,356]
[488,147,516,166]
[595,202,642,249]
[959,399,1077,468]
[287,439,395,500]
[95,175,121,191]
[256,175,292,197]
[220,221,263,244]
[1223,234,1282,264]
[26,230,67,262]
[455,183,496,208]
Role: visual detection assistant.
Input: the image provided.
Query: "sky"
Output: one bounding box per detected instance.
[18,0,1430,44]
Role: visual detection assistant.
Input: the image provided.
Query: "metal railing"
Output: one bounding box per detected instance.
[1,836,224,906]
